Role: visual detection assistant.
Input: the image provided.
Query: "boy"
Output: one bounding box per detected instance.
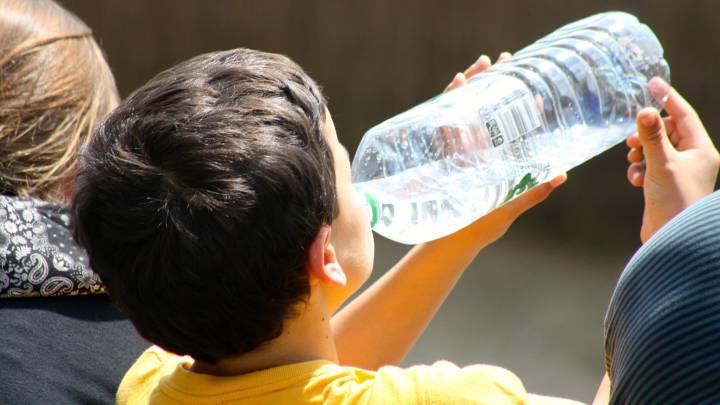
[72,47,582,404]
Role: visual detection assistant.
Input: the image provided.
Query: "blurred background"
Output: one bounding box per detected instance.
[62,0,720,401]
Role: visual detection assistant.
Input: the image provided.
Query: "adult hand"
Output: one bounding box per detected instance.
[627,77,720,242]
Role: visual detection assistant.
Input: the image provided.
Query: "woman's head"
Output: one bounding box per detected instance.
[0,0,118,201]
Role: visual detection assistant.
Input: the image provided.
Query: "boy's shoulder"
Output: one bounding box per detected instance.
[117,347,583,405]
[117,346,188,405]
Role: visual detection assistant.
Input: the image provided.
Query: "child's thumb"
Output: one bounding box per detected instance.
[637,107,674,167]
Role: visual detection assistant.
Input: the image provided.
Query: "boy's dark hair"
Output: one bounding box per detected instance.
[72,48,336,363]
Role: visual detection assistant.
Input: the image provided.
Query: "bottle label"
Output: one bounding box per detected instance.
[502,172,539,203]
[482,91,542,158]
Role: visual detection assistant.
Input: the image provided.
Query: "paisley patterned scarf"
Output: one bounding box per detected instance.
[0,195,104,297]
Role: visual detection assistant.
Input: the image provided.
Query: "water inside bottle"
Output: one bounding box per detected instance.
[354,123,628,244]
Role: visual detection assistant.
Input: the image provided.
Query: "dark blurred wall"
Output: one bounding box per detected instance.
[59,0,720,399]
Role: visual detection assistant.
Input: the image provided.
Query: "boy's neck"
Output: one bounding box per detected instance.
[189,284,338,376]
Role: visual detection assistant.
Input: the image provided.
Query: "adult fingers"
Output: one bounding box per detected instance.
[648,77,712,150]
[649,77,701,128]
[664,117,680,147]
[627,148,644,163]
[627,162,645,187]
[627,118,676,149]
[636,107,674,168]
[626,133,641,149]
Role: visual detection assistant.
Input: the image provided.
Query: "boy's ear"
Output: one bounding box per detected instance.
[307,225,347,287]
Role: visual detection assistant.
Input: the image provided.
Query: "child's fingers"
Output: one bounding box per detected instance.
[445,52,499,91]
[548,173,567,188]
[627,162,645,187]
[500,173,567,219]
[627,147,644,163]
[463,55,491,79]
[497,52,512,63]
[444,72,467,92]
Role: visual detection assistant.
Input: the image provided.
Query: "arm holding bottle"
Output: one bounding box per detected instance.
[332,53,567,369]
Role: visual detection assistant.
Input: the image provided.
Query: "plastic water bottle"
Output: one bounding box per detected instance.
[351,12,670,244]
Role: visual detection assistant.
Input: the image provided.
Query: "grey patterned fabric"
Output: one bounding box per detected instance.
[0,195,104,298]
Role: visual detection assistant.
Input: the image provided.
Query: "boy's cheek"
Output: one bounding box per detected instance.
[352,190,371,226]
[342,250,374,293]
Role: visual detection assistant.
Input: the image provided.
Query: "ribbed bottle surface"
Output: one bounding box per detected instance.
[351,12,670,244]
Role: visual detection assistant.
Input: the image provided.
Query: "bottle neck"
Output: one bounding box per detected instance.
[353,184,379,228]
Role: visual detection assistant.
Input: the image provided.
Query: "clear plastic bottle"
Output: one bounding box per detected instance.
[351,12,670,244]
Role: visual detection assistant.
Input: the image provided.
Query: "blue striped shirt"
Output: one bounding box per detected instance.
[605,190,720,404]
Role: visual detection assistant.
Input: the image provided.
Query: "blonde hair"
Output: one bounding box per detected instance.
[0,0,118,202]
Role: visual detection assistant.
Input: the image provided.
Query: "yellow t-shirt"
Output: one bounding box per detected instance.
[118,346,585,405]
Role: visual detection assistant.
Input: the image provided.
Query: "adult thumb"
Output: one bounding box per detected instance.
[636,107,674,167]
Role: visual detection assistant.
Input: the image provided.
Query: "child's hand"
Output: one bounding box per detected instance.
[442,52,567,244]
[444,52,510,91]
[626,78,720,242]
